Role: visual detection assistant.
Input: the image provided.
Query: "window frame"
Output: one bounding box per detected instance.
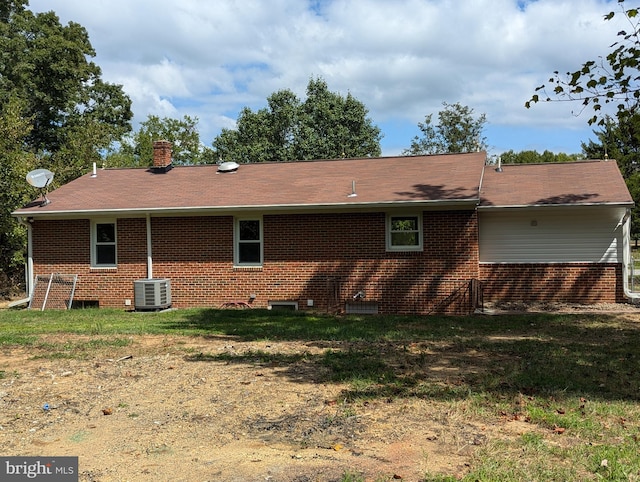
[268,301,298,311]
[386,213,423,252]
[91,219,117,268]
[234,217,263,266]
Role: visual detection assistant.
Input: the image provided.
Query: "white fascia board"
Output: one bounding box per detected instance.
[13,199,480,219]
[478,202,634,210]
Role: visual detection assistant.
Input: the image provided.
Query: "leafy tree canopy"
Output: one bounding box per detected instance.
[0,94,37,294]
[0,1,132,293]
[213,77,382,162]
[499,150,582,164]
[403,102,488,155]
[0,0,133,184]
[107,115,216,167]
[526,1,640,126]
[581,113,640,177]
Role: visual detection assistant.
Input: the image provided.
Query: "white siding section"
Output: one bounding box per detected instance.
[479,207,627,263]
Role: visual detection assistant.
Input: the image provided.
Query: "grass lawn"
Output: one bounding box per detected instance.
[1,307,639,481]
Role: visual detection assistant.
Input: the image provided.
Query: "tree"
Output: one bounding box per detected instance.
[0,2,133,294]
[213,77,382,162]
[0,1,133,184]
[403,102,488,155]
[499,150,582,164]
[581,113,640,177]
[107,115,216,167]
[0,95,36,295]
[526,1,640,126]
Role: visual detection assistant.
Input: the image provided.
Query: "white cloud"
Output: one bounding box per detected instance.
[28,0,626,155]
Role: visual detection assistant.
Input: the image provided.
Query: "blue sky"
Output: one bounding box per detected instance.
[29,0,623,158]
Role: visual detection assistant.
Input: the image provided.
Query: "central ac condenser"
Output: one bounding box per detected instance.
[134,278,171,310]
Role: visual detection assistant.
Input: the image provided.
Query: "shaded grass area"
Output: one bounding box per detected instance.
[2,308,640,401]
[1,307,640,480]
[166,309,640,403]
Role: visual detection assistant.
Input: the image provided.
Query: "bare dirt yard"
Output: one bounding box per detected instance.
[1,334,483,482]
[1,302,639,481]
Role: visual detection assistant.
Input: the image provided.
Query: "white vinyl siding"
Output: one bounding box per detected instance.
[479,207,626,263]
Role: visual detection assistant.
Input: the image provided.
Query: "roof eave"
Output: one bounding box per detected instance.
[12,198,480,219]
[478,201,634,210]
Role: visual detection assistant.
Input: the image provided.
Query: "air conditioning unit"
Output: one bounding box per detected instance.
[134,278,171,311]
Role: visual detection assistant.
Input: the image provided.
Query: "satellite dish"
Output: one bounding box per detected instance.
[26,169,54,206]
[217,161,239,173]
[26,169,54,188]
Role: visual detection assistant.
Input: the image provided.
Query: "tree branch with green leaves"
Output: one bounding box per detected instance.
[526,1,640,126]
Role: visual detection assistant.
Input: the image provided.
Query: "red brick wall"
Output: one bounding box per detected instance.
[31,218,148,307]
[31,213,626,312]
[30,210,480,313]
[479,263,626,304]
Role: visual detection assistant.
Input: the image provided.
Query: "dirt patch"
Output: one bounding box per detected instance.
[3,304,639,481]
[0,333,532,482]
[482,300,640,314]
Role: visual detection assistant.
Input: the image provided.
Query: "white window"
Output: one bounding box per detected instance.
[386,214,422,251]
[235,218,263,266]
[91,220,117,267]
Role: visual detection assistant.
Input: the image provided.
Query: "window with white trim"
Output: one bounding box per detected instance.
[235,218,263,266]
[92,220,117,267]
[386,214,423,251]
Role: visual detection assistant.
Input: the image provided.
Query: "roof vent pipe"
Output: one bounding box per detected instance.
[348,180,357,197]
[495,156,503,173]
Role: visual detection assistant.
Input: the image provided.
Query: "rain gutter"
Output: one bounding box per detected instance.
[12,199,481,219]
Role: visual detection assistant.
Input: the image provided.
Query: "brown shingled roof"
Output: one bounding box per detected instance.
[13,152,486,217]
[479,160,633,207]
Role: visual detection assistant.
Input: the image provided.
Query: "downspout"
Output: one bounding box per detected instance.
[621,208,640,302]
[146,214,153,279]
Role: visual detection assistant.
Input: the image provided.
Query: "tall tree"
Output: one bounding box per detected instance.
[108,115,216,167]
[0,95,36,295]
[526,1,640,126]
[403,102,488,155]
[0,1,132,294]
[213,77,382,162]
[0,1,132,184]
[581,114,640,177]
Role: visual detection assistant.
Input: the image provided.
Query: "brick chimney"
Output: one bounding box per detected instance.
[152,140,172,171]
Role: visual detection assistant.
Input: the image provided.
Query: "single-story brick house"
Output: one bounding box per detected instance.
[12,141,635,314]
